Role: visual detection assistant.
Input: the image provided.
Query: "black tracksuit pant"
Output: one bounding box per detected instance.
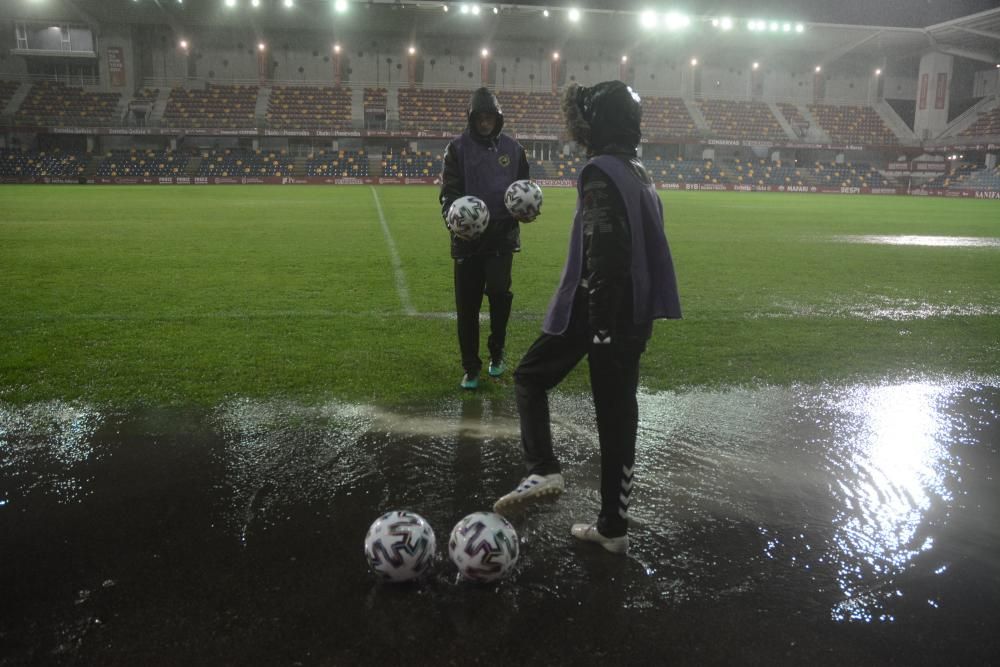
[454,252,514,375]
[513,288,649,538]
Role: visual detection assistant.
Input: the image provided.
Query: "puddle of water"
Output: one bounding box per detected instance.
[830,235,1000,248]
[1,379,998,663]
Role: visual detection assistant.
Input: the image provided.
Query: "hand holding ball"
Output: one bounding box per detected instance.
[504,180,543,222]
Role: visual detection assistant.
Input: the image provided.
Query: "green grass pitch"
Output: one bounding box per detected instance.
[1,185,997,407]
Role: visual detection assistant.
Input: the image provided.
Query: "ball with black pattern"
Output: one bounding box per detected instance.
[364,510,436,582]
[448,511,519,583]
[446,195,490,240]
[504,179,543,221]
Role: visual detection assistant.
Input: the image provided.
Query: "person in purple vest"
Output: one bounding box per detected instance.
[493,80,682,554]
[440,87,532,390]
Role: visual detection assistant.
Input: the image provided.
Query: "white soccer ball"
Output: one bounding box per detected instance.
[448,511,519,583]
[447,195,490,240]
[504,179,543,221]
[364,510,436,582]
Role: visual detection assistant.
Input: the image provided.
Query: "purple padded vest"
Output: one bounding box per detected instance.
[542,154,681,335]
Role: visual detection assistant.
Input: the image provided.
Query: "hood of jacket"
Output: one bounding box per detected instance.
[562,80,642,155]
[467,87,505,140]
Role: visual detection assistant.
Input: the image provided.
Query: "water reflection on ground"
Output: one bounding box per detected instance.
[1,378,998,664]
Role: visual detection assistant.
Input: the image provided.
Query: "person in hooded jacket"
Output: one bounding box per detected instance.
[440,87,532,390]
[492,80,682,554]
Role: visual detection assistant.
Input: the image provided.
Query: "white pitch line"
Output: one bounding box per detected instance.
[370,186,417,316]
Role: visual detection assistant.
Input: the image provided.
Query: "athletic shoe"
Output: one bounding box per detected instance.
[460,372,479,390]
[488,355,506,377]
[493,473,565,514]
[570,523,629,554]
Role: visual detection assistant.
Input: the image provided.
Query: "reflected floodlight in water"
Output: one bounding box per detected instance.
[828,383,952,622]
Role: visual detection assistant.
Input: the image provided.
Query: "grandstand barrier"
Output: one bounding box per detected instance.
[3,175,997,198]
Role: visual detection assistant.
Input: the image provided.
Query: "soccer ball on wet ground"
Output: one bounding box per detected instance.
[448,511,519,583]
[363,510,436,582]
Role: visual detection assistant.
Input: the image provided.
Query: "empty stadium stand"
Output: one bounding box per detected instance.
[958,105,1000,137]
[397,88,468,134]
[96,149,189,178]
[642,96,699,137]
[14,81,120,127]
[381,150,442,178]
[0,80,21,112]
[305,149,369,177]
[0,148,89,178]
[777,103,810,137]
[698,100,786,141]
[807,103,898,145]
[266,85,352,130]
[497,91,562,134]
[196,148,294,177]
[163,84,258,129]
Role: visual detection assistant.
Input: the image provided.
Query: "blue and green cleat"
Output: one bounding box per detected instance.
[488,356,505,378]
[460,372,479,390]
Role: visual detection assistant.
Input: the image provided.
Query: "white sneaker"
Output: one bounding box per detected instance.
[570,523,629,554]
[492,473,565,514]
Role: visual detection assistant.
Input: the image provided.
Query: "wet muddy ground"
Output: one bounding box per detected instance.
[2,379,999,665]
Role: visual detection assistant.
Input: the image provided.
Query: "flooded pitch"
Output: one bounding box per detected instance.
[2,378,999,665]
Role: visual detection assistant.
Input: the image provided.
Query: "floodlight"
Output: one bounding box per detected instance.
[179,39,188,49]
[442,4,448,11]
[258,42,267,51]
[690,58,697,66]
[460,4,469,13]
[795,23,804,33]
[408,46,416,55]
[752,61,759,70]
[543,9,549,17]
[333,43,341,53]
[711,18,719,27]
[553,51,560,60]
[720,17,733,30]
[334,0,348,12]
[251,0,259,5]
[769,22,779,31]
[471,4,480,14]
[568,8,581,22]
[875,68,882,75]
[283,0,293,7]
[782,23,791,32]
[621,55,628,63]
[814,65,821,73]
[664,12,690,30]
[493,6,498,14]
[481,48,489,57]
[224,0,236,7]
[640,10,658,29]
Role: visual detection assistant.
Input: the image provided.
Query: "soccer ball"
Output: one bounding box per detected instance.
[446,195,490,240]
[448,511,519,583]
[504,179,543,221]
[364,510,436,582]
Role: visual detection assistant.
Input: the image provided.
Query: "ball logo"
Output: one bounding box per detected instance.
[498,154,511,167]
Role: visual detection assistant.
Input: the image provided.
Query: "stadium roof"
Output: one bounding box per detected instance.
[6,1,1000,67]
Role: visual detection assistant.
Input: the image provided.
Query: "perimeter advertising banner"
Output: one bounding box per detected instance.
[935,73,948,110]
[918,73,929,110]
[107,47,125,87]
